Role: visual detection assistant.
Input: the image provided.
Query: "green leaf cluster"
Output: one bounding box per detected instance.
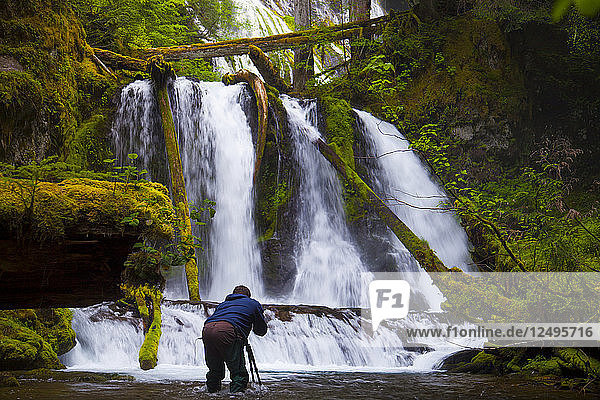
[71,0,238,52]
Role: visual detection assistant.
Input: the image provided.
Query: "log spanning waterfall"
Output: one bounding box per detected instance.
[63,78,477,375]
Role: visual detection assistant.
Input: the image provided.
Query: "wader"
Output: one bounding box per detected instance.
[202,320,249,393]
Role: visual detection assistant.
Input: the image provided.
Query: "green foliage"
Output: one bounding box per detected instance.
[71,0,238,52]
[0,0,118,166]
[553,0,600,20]
[172,59,220,81]
[309,10,600,273]
[0,157,175,242]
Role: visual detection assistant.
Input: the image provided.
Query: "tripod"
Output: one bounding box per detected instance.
[245,342,262,386]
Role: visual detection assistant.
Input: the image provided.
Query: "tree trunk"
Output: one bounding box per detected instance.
[293,0,314,91]
[149,56,201,302]
[350,0,371,21]
[138,288,162,370]
[222,70,269,184]
[350,0,371,60]
[248,45,291,93]
[315,138,449,273]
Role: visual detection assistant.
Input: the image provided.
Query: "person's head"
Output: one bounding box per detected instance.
[232,285,251,298]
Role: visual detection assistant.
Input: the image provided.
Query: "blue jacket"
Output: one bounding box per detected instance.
[205,294,268,338]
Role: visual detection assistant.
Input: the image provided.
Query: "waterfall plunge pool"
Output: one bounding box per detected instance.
[1,370,587,399]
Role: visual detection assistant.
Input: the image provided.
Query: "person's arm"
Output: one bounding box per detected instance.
[252,302,268,336]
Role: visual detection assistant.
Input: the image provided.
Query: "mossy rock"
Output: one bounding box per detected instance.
[0,178,174,242]
[255,90,299,296]
[523,355,563,376]
[0,316,63,370]
[0,308,76,371]
[318,96,367,222]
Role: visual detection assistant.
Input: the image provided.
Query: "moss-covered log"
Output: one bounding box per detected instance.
[222,70,269,184]
[149,56,200,302]
[248,45,291,93]
[138,288,162,370]
[93,15,395,72]
[92,48,147,72]
[315,138,449,272]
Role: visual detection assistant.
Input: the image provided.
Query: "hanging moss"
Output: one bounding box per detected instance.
[138,288,162,370]
[318,96,370,222]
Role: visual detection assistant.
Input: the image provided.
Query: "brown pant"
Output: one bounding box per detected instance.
[202,321,248,393]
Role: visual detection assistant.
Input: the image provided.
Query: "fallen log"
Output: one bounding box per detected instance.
[315,138,449,273]
[222,70,269,184]
[137,27,368,61]
[149,56,200,302]
[94,13,410,72]
[247,45,291,93]
[138,288,162,370]
[93,48,147,72]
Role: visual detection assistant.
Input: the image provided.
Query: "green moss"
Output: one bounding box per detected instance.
[320,96,356,168]
[0,0,120,165]
[0,177,175,244]
[0,312,64,370]
[455,351,504,374]
[138,288,162,370]
[319,96,370,222]
[258,179,292,242]
[523,355,563,376]
[555,348,600,379]
[64,114,111,170]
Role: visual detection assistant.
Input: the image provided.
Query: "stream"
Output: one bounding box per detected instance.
[2,371,587,399]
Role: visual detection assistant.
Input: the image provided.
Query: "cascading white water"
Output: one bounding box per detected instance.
[66,78,480,375]
[112,78,264,301]
[355,110,474,271]
[171,78,264,301]
[111,80,168,183]
[62,301,466,376]
[283,97,371,307]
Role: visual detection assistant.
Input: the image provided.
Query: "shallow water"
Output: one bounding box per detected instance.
[2,371,588,400]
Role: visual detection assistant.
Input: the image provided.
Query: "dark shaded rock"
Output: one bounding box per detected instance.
[254,90,299,296]
[437,349,481,371]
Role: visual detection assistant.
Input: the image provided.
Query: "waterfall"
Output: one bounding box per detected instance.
[67,78,479,374]
[111,78,263,301]
[283,97,371,307]
[62,301,465,376]
[111,80,168,183]
[171,79,263,301]
[354,110,474,271]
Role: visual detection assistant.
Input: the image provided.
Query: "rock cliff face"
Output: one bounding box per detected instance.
[0,178,175,309]
[0,0,116,168]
